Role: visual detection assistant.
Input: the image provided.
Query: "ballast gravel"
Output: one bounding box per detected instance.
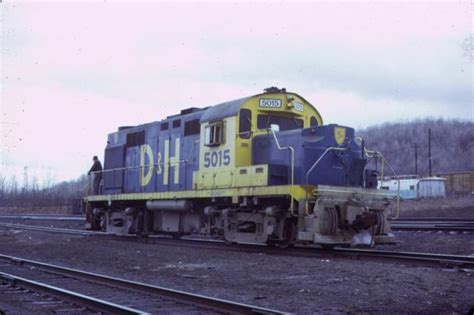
[0,228,472,314]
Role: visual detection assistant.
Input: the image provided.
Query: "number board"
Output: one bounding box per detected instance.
[293,102,304,112]
[259,98,282,109]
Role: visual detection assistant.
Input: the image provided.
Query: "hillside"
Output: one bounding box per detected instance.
[357,118,473,176]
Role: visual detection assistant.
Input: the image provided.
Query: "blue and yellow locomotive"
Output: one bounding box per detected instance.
[84,87,395,247]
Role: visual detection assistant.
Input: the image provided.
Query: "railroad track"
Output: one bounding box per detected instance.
[1,222,473,270]
[0,214,84,221]
[0,254,286,314]
[0,277,100,314]
[0,271,144,314]
[3,214,472,232]
[0,222,102,236]
[391,218,474,231]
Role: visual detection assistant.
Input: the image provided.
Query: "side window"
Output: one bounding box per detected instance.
[126,131,145,147]
[239,109,252,139]
[310,116,318,127]
[204,121,224,146]
[172,120,181,128]
[184,119,200,136]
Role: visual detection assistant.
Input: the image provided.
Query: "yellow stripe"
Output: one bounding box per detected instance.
[85,185,309,202]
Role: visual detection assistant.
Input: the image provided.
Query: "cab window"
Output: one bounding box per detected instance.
[205,121,224,146]
[310,116,318,127]
[239,109,252,139]
[257,115,303,131]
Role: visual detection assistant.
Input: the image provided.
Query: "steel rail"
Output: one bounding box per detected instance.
[390,219,474,231]
[12,215,467,231]
[393,218,474,222]
[0,214,84,221]
[0,222,103,236]
[393,221,474,225]
[129,236,474,269]
[0,254,287,315]
[0,271,147,315]
[391,225,474,231]
[1,222,473,269]
[310,248,474,269]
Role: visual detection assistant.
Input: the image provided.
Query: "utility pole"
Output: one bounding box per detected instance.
[428,128,432,177]
[411,143,418,176]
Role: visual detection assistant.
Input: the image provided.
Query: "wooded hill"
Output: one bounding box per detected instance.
[357,118,473,176]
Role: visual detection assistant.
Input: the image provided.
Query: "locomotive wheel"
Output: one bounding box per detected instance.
[272,221,297,248]
[91,215,101,231]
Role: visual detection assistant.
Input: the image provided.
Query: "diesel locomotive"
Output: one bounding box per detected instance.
[84,87,396,247]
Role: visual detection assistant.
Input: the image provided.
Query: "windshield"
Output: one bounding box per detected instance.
[257,114,304,131]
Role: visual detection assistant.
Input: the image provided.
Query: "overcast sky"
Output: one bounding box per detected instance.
[1,1,472,184]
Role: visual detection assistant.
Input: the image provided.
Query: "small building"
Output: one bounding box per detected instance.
[378,175,419,200]
[418,177,447,198]
[378,175,446,199]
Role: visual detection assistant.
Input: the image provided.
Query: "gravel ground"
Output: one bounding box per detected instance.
[1,218,473,256]
[379,230,474,256]
[0,284,94,315]
[0,196,473,313]
[0,229,472,314]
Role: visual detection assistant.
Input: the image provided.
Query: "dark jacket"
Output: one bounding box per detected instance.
[88,160,103,176]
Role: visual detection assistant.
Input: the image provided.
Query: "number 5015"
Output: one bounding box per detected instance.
[204,149,230,168]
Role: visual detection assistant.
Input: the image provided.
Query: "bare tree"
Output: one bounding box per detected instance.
[358,118,474,176]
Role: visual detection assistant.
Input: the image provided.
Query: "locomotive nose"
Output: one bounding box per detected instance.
[303,124,366,187]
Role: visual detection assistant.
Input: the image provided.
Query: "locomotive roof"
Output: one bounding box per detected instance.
[116,89,318,133]
[200,96,251,123]
[200,89,317,123]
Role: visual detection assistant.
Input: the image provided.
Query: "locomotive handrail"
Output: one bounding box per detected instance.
[179,140,200,164]
[87,141,200,176]
[304,147,347,213]
[305,147,399,215]
[87,140,201,194]
[364,149,401,220]
[305,147,347,186]
[270,129,296,215]
[312,188,397,197]
[179,140,200,188]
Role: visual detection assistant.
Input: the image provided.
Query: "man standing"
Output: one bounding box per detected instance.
[88,156,103,195]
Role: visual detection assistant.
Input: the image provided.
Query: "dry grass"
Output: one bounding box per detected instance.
[0,206,72,215]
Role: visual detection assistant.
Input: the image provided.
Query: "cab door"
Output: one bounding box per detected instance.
[235,109,252,167]
[196,117,236,189]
